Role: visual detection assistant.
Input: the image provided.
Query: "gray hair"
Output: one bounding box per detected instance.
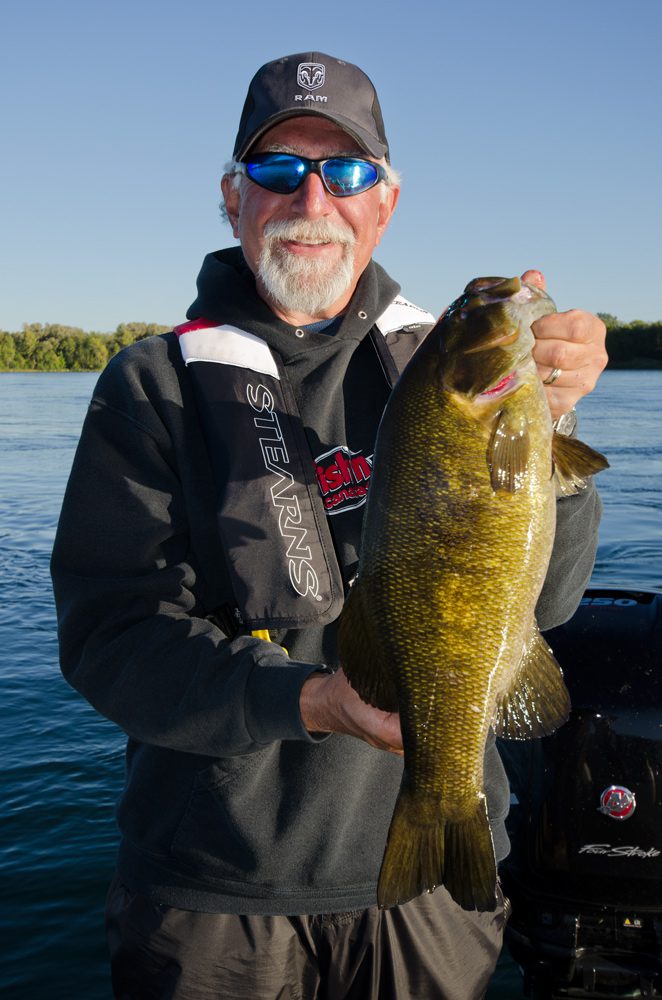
[219,156,401,224]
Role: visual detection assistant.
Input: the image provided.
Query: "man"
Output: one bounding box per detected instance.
[51,52,608,999]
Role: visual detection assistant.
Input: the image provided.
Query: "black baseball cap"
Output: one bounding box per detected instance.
[232,52,390,162]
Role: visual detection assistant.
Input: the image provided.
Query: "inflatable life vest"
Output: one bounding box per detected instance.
[173,299,434,632]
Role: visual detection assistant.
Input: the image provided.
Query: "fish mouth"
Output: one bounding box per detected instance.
[475,370,519,401]
[473,347,537,401]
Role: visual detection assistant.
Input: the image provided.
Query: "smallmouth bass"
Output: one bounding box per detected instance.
[338,276,608,911]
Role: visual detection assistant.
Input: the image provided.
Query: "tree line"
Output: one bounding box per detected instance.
[0,322,172,371]
[597,315,662,369]
[0,317,661,371]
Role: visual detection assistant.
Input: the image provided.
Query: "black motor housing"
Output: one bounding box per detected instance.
[499,589,662,999]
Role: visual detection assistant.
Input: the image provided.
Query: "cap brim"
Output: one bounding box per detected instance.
[234,108,388,162]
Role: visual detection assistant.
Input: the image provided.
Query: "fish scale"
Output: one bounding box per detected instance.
[338,276,609,911]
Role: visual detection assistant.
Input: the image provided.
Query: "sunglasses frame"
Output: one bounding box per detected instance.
[237,153,388,198]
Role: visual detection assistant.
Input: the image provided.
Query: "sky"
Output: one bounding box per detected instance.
[1,0,661,332]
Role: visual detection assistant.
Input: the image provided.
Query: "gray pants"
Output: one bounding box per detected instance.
[105,876,506,1000]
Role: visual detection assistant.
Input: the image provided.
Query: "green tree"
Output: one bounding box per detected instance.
[13,327,39,367]
[32,340,66,370]
[597,312,619,330]
[59,334,84,370]
[0,332,17,369]
[73,334,109,371]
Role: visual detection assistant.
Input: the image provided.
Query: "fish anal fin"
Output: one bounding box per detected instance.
[378,784,497,912]
[552,432,609,496]
[337,582,399,713]
[494,624,571,739]
[488,410,531,493]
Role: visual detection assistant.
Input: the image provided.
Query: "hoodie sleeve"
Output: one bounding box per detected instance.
[536,478,603,631]
[50,351,327,758]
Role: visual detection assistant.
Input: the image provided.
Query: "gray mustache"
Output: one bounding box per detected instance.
[263,219,357,247]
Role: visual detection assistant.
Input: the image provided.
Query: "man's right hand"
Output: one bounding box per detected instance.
[299,668,403,756]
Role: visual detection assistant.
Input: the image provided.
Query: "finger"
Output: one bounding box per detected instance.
[531,340,597,376]
[536,361,605,420]
[533,335,608,385]
[521,269,546,290]
[370,711,404,754]
[532,309,606,346]
[543,386,582,421]
[540,364,564,387]
[535,355,601,394]
[367,733,404,756]
[535,344,587,377]
[373,740,404,757]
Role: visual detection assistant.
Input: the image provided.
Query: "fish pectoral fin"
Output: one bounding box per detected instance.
[552,432,609,496]
[488,410,531,493]
[337,582,399,713]
[494,623,571,739]
[378,783,497,912]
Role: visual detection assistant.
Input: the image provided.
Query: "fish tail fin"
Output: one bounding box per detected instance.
[444,804,498,912]
[377,784,498,912]
[552,432,609,496]
[377,784,446,910]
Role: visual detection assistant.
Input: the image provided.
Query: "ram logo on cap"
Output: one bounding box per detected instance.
[297,63,325,91]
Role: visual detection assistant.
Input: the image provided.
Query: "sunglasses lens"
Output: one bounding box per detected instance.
[243,155,382,197]
[322,159,380,196]
[245,154,305,194]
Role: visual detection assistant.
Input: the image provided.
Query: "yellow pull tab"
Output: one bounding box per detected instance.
[251,629,288,657]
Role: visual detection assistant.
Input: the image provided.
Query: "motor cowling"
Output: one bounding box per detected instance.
[499,589,662,998]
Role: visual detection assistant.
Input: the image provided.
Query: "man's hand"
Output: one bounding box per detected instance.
[521,270,608,421]
[300,668,403,756]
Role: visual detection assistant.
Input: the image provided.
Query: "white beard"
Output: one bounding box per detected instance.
[257,218,357,317]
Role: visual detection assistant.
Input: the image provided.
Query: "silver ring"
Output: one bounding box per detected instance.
[543,367,562,386]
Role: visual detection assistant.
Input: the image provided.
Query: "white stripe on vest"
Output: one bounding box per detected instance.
[176,321,280,380]
[376,295,436,336]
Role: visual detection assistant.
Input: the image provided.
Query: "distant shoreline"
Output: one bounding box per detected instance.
[1,321,660,372]
[2,361,661,374]
[0,369,100,374]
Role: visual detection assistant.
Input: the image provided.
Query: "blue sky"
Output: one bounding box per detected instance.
[2,0,660,331]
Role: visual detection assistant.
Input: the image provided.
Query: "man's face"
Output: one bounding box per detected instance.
[221,117,399,324]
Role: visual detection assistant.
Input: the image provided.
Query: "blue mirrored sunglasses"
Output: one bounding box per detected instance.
[239,153,387,197]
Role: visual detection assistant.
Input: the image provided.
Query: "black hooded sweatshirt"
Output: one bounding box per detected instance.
[51,248,602,914]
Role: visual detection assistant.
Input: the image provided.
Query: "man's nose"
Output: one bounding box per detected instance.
[289,171,334,217]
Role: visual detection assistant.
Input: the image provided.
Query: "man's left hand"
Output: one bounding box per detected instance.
[522,269,608,421]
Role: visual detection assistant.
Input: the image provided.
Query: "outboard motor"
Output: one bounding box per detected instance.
[499,589,662,999]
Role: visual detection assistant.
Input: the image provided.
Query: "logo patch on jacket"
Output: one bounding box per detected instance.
[315,446,373,515]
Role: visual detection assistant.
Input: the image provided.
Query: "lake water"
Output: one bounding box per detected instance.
[1,370,660,999]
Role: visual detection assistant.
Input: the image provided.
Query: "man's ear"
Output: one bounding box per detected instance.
[374,184,400,247]
[221,175,241,238]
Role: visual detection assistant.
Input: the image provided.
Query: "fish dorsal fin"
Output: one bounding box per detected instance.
[552,432,610,497]
[494,624,570,739]
[488,411,531,493]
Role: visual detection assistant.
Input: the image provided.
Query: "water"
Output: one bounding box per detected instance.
[1,370,660,999]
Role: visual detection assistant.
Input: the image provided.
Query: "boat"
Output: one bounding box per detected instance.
[498,587,662,999]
